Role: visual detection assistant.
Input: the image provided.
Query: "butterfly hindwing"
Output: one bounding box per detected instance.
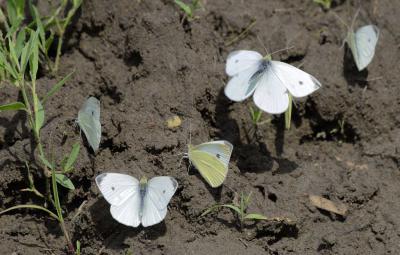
[141,177,178,227]
[253,69,289,114]
[110,194,141,227]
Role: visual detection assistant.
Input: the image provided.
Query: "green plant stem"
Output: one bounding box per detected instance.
[52,167,74,253]
[285,94,292,130]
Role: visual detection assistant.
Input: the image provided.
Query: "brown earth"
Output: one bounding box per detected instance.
[1,0,400,254]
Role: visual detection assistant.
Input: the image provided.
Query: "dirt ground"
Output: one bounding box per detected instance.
[1,0,400,254]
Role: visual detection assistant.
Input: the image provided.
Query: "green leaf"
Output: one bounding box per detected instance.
[45,33,54,54]
[0,101,25,111]
[200,205,220,217]
[34,99,44,132]
[220,204,242,215]
[30,6,46,49]
[174,0,192,17]
[15,29,26,58]
[64,143,80,172]
[39,154,53,170]
[75,240,81,255]
[0,204,58,220]
[55,173,75,190]
[20,29,39,74]
[6,0,17,27]
[244,213,268,220]
[29,36,39,81]
[42,71,74,104]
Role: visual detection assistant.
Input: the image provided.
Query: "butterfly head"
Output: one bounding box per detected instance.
[262,54,272,61]
[139,176,148,187]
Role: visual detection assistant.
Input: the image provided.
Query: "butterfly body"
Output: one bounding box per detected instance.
[187,140,233,188]
[96,173,178,227]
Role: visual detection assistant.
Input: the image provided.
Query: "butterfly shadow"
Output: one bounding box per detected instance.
[214,88,289,173]
[342,45,369,88]
[87,198,168,250]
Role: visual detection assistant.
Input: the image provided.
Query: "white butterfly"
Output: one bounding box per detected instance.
[346,24,379,71]
[77,97,101,152]
[95,173,178,227]
[224,50,321,114]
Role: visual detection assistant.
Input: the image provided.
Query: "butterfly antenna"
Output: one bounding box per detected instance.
[270,46,295,57]
[332,11,350,30]
[131,160,145,177]
[256,35,269,56]
[350,7,361,30]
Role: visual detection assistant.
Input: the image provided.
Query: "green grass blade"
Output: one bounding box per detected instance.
[0,204,58,220]
[200,205,220,217]
[64,143,80,172]
[42,71,74,104]
[51,167,63,220]
[220,204,242,215]
[0,101,25,111]
[243,213,268,220]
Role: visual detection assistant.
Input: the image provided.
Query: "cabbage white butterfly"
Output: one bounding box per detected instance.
[345,12,379,71]
[224,50,321,114]
[77,97,101,152]
[184,140,233,188]
[95,173,178,227]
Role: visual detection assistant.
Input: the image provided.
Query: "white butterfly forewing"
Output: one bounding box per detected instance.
[224,63,261,102]
[353,25,379,71]
[141,177,178,227]
[226,50,262,76]
[78,97,101,151]
[95,173,139,206]
[253,69,289,114]
[271,61,321,98]
[194,141,233,168]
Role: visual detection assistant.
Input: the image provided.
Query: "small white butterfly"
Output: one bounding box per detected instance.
[224,50,321,114]
[77,97,101,152]
[345,16,379,71]
[95,173,178,227]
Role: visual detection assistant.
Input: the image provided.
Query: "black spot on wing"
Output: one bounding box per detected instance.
[96,174,107,184]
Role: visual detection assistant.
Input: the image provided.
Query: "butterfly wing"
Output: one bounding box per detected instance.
[253,68,290,114]
[141,177,178,227]
[78,97,101,151]
[109,196,141,227]
[189,141,233,188]
[194,141,233,168]
[95,173,141,227]
[353,25,379,71]
[226,50,263,76]
[224,63,262,102]
[270,61,321,98]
